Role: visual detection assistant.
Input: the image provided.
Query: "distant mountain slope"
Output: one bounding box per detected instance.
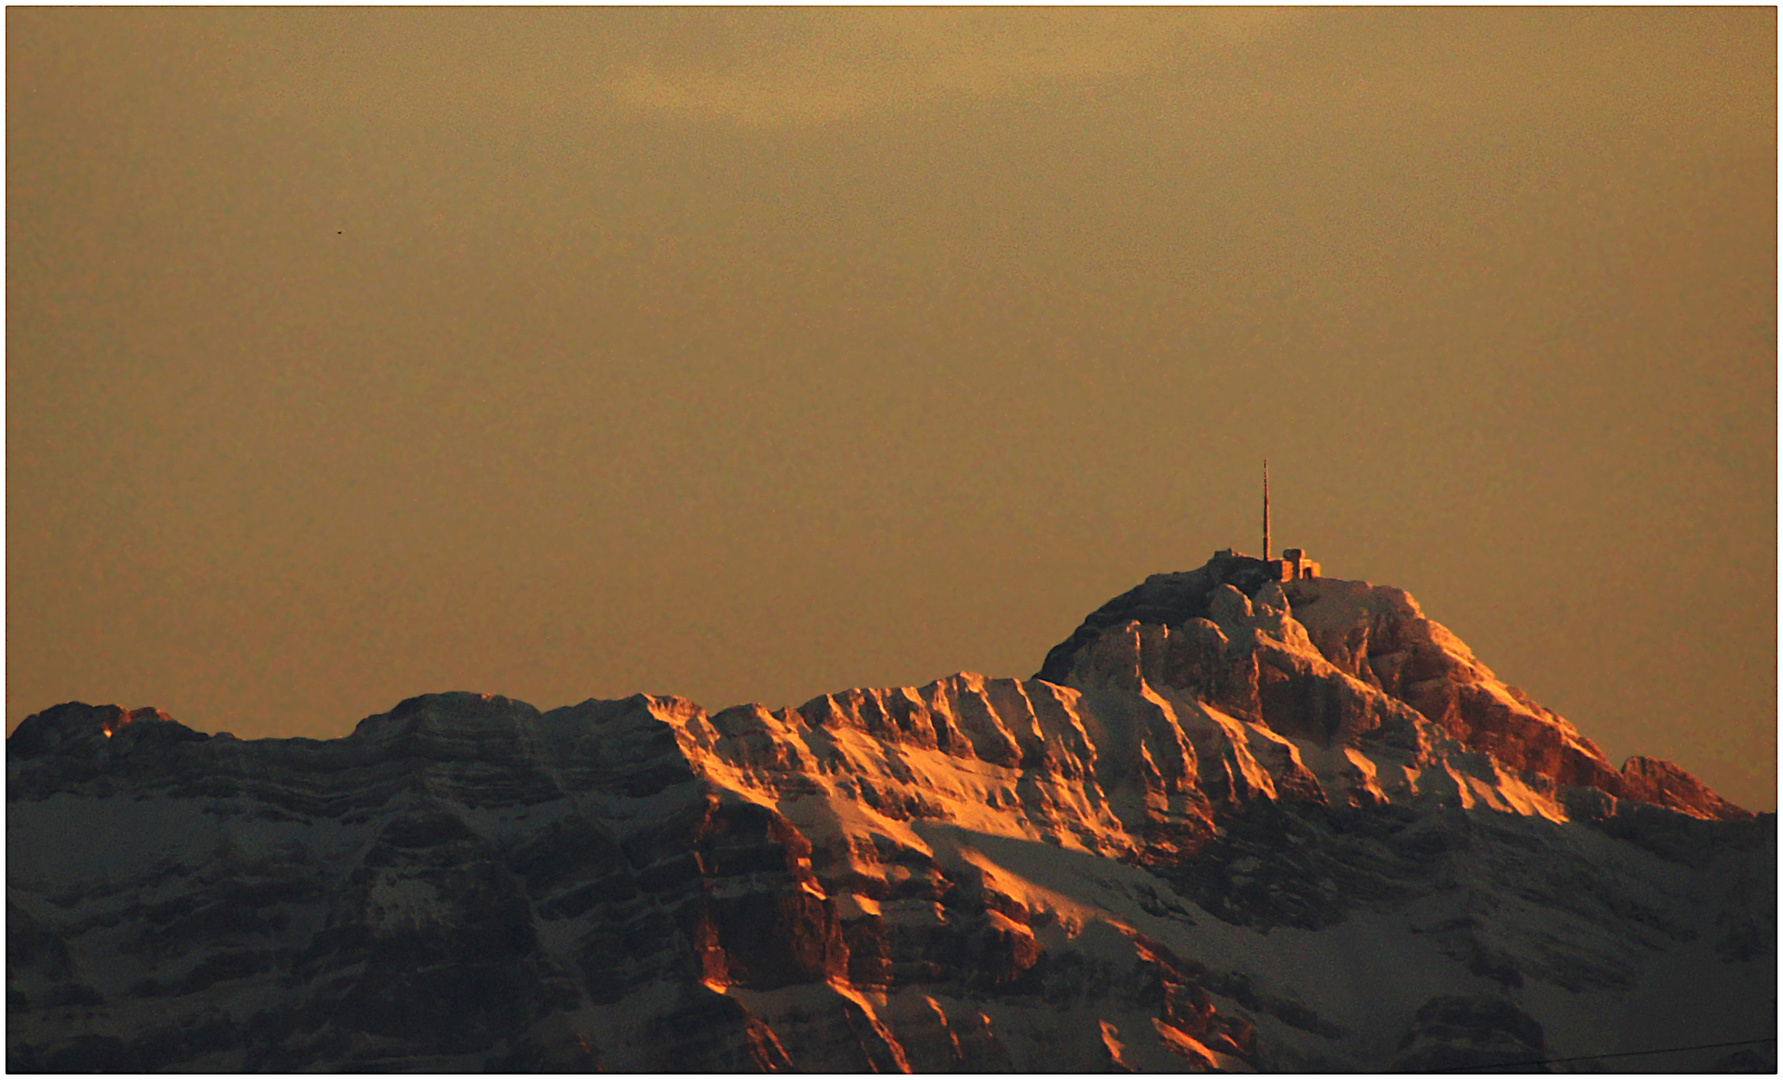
[8,560,1773,1071]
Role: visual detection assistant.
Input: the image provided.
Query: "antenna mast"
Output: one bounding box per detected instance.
[1262,459,1271,561]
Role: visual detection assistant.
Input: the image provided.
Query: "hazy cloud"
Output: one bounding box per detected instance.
[604,8,1306,126]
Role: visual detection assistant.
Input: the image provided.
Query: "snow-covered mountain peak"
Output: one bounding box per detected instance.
[1039,556,1747,824]
[6,557,1770,1071]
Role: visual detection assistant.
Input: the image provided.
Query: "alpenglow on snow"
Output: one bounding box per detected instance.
[7,516,1773,1071]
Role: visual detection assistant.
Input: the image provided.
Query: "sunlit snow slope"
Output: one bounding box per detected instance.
[8,558,1774,1071]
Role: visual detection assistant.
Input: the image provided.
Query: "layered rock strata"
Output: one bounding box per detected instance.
[7,563,1773,1071]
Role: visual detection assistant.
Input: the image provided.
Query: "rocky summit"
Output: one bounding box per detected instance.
[7,558,1775,1071]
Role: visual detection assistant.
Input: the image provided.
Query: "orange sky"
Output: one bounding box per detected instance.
[8,8,1776,809]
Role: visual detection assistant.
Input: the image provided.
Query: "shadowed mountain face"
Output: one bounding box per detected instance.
[8,560,1774,1071]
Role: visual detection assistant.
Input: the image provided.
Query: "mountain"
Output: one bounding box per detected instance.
[7,556,1774,1071]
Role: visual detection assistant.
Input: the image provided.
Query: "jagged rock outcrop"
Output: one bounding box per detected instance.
[8,560,1774,1071]
[1040,562,1750,822]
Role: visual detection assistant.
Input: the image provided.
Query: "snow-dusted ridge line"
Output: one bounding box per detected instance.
[6,559,1770,1071]
[10,566,1742,825]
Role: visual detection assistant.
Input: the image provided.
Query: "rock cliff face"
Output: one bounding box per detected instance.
[1039,561,1749,821]
[8,560,1775,1072]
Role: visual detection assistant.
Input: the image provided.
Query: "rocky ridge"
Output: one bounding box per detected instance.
[7,558,1774,1071]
